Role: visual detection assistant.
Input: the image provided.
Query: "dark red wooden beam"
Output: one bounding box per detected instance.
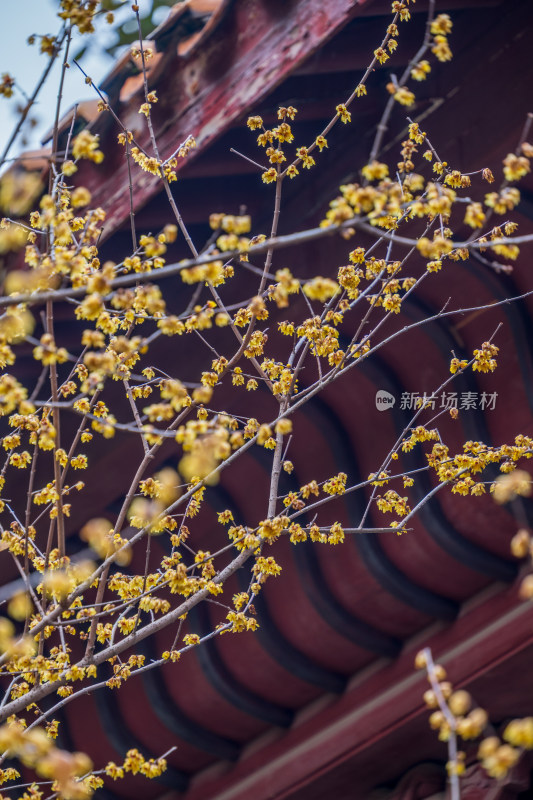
[184,583,533,800]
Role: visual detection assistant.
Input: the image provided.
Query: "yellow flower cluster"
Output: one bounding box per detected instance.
[72,131,104,164]
[0,721,93,800]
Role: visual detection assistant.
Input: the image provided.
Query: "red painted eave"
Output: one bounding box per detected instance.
[81,0,374,235]
[184,582,533,800]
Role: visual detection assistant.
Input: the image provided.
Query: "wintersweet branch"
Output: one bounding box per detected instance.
[1,217,530,310]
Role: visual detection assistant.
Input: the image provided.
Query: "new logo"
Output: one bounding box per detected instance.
[375,390,396,410]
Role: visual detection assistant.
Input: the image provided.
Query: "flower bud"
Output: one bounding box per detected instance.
[449,690,472,716]
[423,689,438,708]
[478,736,500,759]
[519,574,533,600]
[414,650,427,669]
[429,710,445,729]
[511,528,531,558]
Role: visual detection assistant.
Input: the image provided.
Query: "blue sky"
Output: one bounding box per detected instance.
[0,0,166,163]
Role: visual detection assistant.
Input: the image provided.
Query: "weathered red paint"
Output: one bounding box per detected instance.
[84,0,370,235]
